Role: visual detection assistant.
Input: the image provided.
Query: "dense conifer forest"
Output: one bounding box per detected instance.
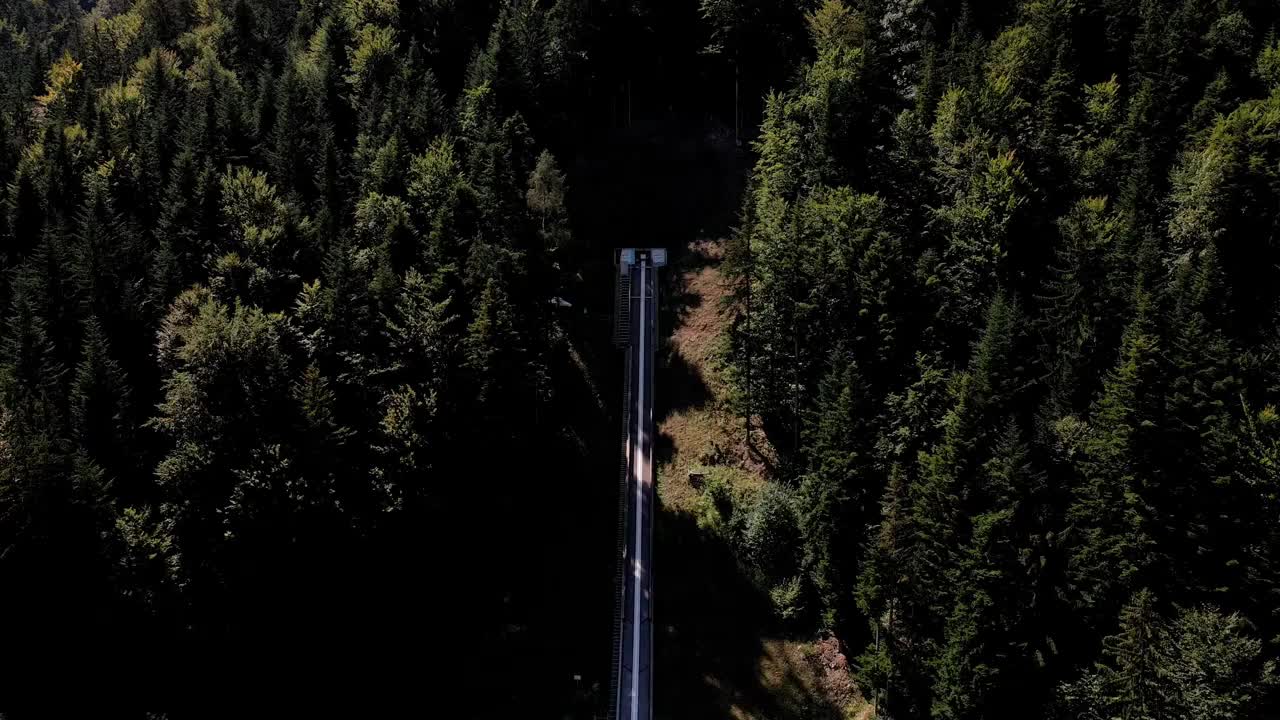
[1,0,1279,716]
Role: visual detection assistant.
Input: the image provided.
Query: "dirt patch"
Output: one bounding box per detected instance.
[812,635,873,718]
[716,637,871,720]
[658,238,776,514]
[656,237,867,720]
[669,239,730,378]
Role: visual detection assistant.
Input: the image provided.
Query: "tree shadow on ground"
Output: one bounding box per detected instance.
[657,348,712,423]
[661,271,704,349]
[656,427,676,469]
[654,504,846,720]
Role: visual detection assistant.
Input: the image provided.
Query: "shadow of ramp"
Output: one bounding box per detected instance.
[656,349,712,423]
[653,506,846,720]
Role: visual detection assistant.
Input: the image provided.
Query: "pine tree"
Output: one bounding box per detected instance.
[1233,402,1280,642]
[932,422,1049,720]
[407,136,474,288]
[216,165,308,308]
[72,161,147,335]
[1056,594,1276,720]
[1108,589,1169,719]
[858,456,943,720]
[70,316,133,493]
[1165,605,1277,720]
[4,154,46,261]
[151,150,221,307]
[1067,287,1161,619]
[288,363,352,516]
[798,351,872,630]
[1040,197,1126,416]
[149,287,293,606]
[526,150,566,239]
[931,124,1028,340]
[464,276,524,412]
[375,268,459,504]
[875,296,1032,715]
[1157,245,1242,597]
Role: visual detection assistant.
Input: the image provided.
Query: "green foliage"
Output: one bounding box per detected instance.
[151,288,290,458]
[797,354,870,629]
[217,165,307,305]
[1074,76,1124,193]
[742,482,802,584]
[70,316,133,482]
[693,467,746,536]
[346,23,397,93]
[385,267,457,380]
[769,574,806,624]
[35,51,83,123]
[526,149,565,228]
[1058,593,1277,720]
[932,422,1049,720]
[2,0,1280,711]
[934,150,1027,327]
[1041,196,1127,413]
[1066,288,1162,616]
[1258,41,1280,91]
[1166,606,1277,720]
[717,2,1280,717]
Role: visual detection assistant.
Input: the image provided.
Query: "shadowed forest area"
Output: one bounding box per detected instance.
[3,0,1280,718]
[0,0,758,709]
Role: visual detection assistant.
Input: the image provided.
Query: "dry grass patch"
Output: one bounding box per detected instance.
[722,638,871,720]
[657,238,868,720]
[659,238,775,515]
